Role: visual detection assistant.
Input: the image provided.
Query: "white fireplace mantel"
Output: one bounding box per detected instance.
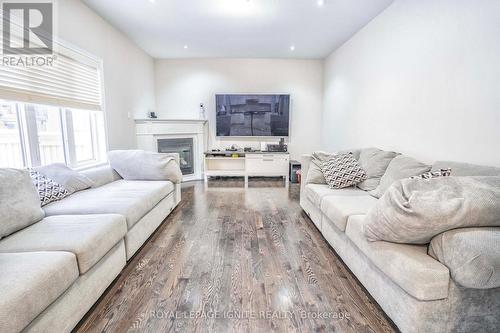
[135,119,208,181]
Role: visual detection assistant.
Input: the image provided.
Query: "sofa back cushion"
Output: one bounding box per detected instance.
[356,148,399,191]
[305,151,333,185]
[370,155,431,198]
[108,150,182,183]
[429,227,500,289]
[364,176,500,244]
[432,161,500,176]
[35,163,94,194]
[80,164,121,188]
[0,169,44,239]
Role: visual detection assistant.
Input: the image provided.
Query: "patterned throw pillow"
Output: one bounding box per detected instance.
[29,170,69,206]
[320,152,367,189]
[409,168,452,180]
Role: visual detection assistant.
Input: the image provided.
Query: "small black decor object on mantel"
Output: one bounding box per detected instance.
[148,111,157,119]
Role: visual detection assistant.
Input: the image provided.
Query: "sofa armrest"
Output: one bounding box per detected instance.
[429,227,500,289]
[301,154,312,193]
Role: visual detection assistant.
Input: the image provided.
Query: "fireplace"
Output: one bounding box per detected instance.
[158,138,194,175]
[136,119,207,181]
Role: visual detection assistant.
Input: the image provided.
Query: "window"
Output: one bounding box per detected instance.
[31,104,66,165]
[0,101,24,168]
[0,99,106,168]
[0,32,105,168]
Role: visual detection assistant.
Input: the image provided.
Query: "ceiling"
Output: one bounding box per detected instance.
[82,0,394,59]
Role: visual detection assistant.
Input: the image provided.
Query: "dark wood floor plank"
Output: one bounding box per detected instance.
[74,179,397,333]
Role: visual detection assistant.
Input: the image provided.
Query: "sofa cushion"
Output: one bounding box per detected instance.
[108,150,182,183]
[80,164,122,188]
[0,214,127,274]
[304,184,368,207]
[432,161,500,177]
[370,155,431,198]
[0,251,78,333]
[364,176,500,244]
[43,180,174,229]
[0,168,45,239]
[346,215,450,301]
[320,195,378,231]
[306,151,334,185]
[429,227,500,289]
[35,163,94,194]
[356,148,399,191]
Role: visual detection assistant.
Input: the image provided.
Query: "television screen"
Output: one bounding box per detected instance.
[216,94,290,137]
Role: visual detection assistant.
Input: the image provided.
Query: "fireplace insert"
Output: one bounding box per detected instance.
[157,138,194,175]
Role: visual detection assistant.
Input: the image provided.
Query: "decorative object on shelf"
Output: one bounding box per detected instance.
[266,142,288,152]
[148,111,157,119]
[226,144,239,152]
[289,160,301,184]
[199,102,206,120]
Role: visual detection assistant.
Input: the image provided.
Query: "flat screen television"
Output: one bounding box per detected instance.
[216,94,290,137]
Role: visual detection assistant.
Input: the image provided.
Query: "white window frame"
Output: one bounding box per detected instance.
[1,100,107,169]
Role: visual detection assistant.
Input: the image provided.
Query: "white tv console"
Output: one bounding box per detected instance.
[204,151,290,187]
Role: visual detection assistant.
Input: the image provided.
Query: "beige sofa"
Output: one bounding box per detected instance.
[0,158,181,333]
[300,155,500,333]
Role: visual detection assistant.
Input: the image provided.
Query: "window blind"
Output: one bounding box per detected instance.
[0,19,103,111]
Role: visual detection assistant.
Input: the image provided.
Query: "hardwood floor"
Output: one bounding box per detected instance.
[75,179,397,333]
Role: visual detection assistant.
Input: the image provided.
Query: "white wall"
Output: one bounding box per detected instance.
[322,0,500,166]
[57,0,155,149]
[154,58,324,160]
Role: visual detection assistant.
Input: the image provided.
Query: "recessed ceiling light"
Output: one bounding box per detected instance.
[317,0,325,6]
[216,0,260,17]
[149,0,155,3]
[183,45,188,49]
[290,45,295,51]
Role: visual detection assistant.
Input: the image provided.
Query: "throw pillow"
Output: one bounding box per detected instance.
[356,148,399,191]
[320,152,367,189]
[35,163,94,194]
[306,149,362,185]
[0,169,45,239]
[29,170,70,206]
[409,168,452,180]
[369,155,431,198]
[364,176,500,244]
[108,150,183,183]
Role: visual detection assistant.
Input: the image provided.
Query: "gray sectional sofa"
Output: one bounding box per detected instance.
[0,156,181,333]
[300,153,500,333]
